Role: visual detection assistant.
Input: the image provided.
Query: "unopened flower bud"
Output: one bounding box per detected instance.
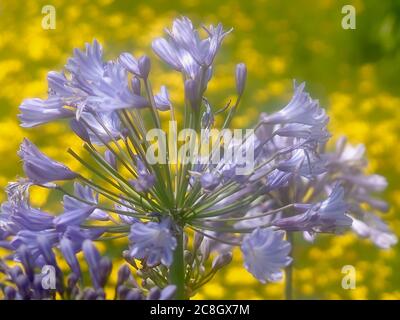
[235,63,247,96]
[138,55,151,79]
[212,252,232,270]
[70,119,91,143]
[117,264,131,287]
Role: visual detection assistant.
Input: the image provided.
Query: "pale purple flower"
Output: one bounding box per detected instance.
[342,174,388,193]
[53,206,96,230]
[18,138,77,184]
[19,40,149,130]
[277,149,327,178]
[261,82,328,126]
[82,240,112,289]
[129,157,155,192]
[87,61,149,111]
[60,237,81,276]
[152,38,182,71]
[114,199,139,224]
[128,219,177,267]
[241,228,292,283]
[152,17,228,80]
[66,39,104,82]
[61,226,105,251]
[19,97,74,128]
[63,182,109,221]
[131,76,141,95]
[264,170,292,191]
[200,172,221,191]
[352,213,397,249]
[164,17,231,66]
[202,22,233,65]
[37,234,58,266]
[11,230,59,263]
[154,86,172,111]
[9,200,54,232]
[119,53,151,79]
[274,185,352,233]
[79,111,123,145]
[274,123,330,144]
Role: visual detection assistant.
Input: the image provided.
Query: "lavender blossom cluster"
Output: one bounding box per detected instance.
[0,17,396,300]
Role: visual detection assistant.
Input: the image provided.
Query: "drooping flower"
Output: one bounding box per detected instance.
[241,228,292,283]
[128,219,177,267]
[7,200,54,232]
[18,138,77,184]
[352,213,397,249]
[277,149,327,178]
[19,97,74,128]
[63,182,109,221]
[53,206,96,231]
[274,185,352,233]
[261,82,328,126]
[274,123,330,144]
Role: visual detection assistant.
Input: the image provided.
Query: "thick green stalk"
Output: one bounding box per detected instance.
[169,229,186,299]
[285,232,294,300]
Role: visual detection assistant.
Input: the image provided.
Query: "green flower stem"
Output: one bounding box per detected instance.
[169,229,186,300]
[285,231,294,300]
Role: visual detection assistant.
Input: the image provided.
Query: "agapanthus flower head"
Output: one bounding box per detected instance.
[1,16,394,300]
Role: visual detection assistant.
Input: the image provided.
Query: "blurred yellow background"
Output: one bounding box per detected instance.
[0,0,399,299]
